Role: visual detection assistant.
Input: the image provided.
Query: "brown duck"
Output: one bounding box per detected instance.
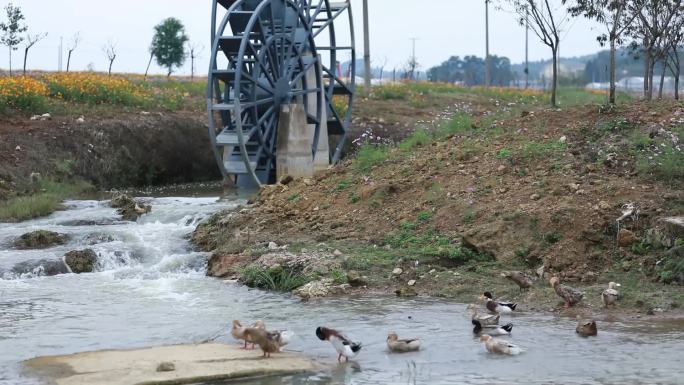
[243,328,282,358]
[502,271,534,290]
[549,277,584,308]
[576,319,598,337]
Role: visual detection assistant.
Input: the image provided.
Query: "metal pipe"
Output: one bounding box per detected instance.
[362,0,371,89]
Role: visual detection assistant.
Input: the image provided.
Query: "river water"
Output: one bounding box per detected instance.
[0,194,682,385]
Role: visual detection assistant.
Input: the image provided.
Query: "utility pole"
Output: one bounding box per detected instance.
[525,6,529,89]
[410,37,418,80]
[58,36,63,71]
[485,0,491,88]
[362,0,371,89]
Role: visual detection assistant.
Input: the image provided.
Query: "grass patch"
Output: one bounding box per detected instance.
[354,144,389,173]
[239,266,310,292]
[520,140,567,160]
[637,147,684,183]
[0,180,93,222]
[437,112,474,137]
[399,129,431,151]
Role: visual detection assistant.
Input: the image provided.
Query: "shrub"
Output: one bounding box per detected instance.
[0,76,48,112]
[354,144,389,172]
[399,129,430,151]
[637,147,684,182]
[42,72,151,105]
[239,266,309,291]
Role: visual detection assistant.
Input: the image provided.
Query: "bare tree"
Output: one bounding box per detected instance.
[405,55,420,80]
[627,0,682,100]
[187,41,203,81]
[377,56,388,82]
[144,49,154,80]
[102,40,117,76]
[23,31,47,75]
[665,27,684,99]
[564,0,643,104]
[66,32,81,72]
[506,0,571,106]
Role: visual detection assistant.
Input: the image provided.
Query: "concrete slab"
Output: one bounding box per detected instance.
[24,343,317,385]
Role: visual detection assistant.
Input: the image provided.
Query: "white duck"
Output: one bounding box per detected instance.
[602,282,621,307]
[479,334,523,355]
[386,332,421,353]
[231,320,265,349]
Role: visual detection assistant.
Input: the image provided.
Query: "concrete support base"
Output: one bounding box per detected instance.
[276,104,314,181]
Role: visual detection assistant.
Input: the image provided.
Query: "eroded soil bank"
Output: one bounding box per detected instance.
[0,111,219,201]
[193,98,684,320]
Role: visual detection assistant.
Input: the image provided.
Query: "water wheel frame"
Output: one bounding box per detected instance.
[209,0,355,186]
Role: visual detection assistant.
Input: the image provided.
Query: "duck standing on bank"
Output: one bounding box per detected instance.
[549,277,584,308]
[472,319,513,336]
[480,291,517,313]
[479,334,523,355]
[502,271,534,291]
[316,326,362,362]
[231,320,265,349]
[602,282,621,307]
[386,332,422,353]
[243,328,281,358]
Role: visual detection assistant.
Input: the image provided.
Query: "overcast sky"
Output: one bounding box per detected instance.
[0,0,605,75]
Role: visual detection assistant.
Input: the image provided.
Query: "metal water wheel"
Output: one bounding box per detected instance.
[209,0,356,185]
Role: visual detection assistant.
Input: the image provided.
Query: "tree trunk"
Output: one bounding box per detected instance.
[167,67,172,78]
[108,60,114,76]
[648,57,656,100]
[609,37,617,104]
[191,56,195,81]
[643,45,650,100]
[144,53,153,80]
[658,62,666,99]
[23,47,28,75]
[551,46,558,107]
[66,51,73,72]
[675,70,680,100]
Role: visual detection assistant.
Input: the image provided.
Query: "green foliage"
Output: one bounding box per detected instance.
[543,231,562,244]
[637,147,684,182]
[371,84,410,100]
[287,194,300,202]
[462,209,477,224]
[515,247,531,259]
[657,255,684,285]
[399,129,431,151]
[151,17,189,76]
[0,179,93,222]
[332,180,351,192]
[354,144,389,173]
[348,192,360,204]
[0,3,27,56]
[416,211,433,222]
[239,266,309,292]
[437,112,474,137]
[330,269,347,284]
[496,148,512,159]
[520,140,567,160]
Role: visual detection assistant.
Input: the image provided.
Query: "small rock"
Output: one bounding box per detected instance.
[279,175,294,185]
[407,279,416,286]
[395,286,417,297]
[15,145,21,151]
[598,201,611,210]
[14,230,69,250]
[559,136,567,143]
[76,115,85,123]
[333,249,343,257]
[429,269,436,274]
[530,193,541,201]
[568,183,580,192]
[536,265,545,279]
[41,113,51,120]
[497,165,506,172]
[293,279,333,300]
[617,229,638,247]
[156,362,175,372]
[64,249,98,273]
[392,267,403,276]
[268,242,278,250]
[346,270,367,287]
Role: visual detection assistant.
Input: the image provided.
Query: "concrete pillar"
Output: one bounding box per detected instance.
[305,55,330,172]
[276,104,314,180]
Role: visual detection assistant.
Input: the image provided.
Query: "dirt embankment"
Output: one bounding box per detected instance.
[0,112,219,199]
[193,98,684,318]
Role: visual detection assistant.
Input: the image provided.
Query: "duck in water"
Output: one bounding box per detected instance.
[480,291,517,313]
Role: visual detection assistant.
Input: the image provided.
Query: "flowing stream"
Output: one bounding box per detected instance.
[0,193,682,385]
